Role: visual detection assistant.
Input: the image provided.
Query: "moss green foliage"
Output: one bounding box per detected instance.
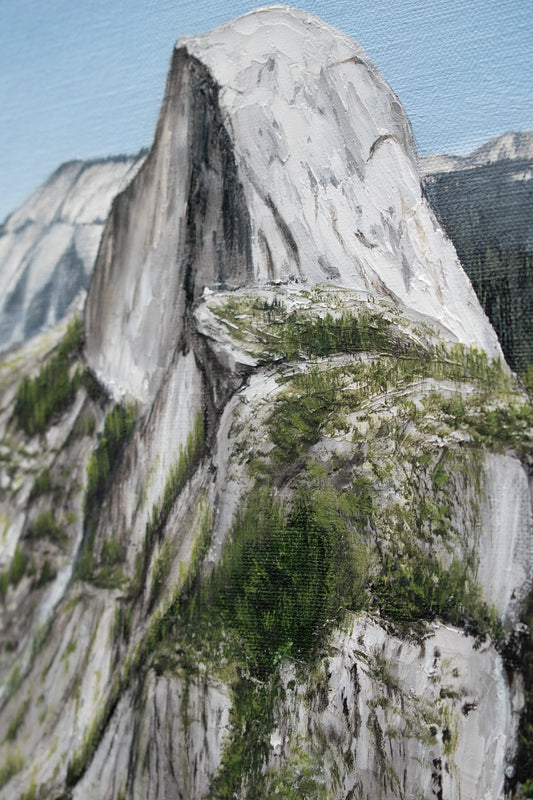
[203,486,364,678]
[19,780,38,800]
[19,780,37,800]
[150,539,173,604]
[197,335,521,671]
[146,413,205,546]
[94,536,127,589]
[75,533,96,582]
[266,368,343,465]
[174,309,530,795]
[213,293,413,362]
[66,678,121,787]
[9,545,28,586]
[101,536,122,565]
[13,318,83,435]
[0,750,23,790]
[30,467,53,499]
[210,680,274,799]
[31,620,53,662]
[523,364,533,396]
[84,402,136,516]
[371,546,495,635]
[27,509,66,547]
[83,367,107,402]
[74,411,96,438]
[75,402,135,585]
[214,289,516,388]
[0,569,8,602]
[265,749,332,799]
[113,604,132,644]
[76,534,127,589]
[37,558,57,587]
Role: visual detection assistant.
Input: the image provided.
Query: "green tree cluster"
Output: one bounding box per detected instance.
[13,319,83,435]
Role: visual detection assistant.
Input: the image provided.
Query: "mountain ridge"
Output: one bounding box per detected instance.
[420,130,533,175]
[0,151,146,355]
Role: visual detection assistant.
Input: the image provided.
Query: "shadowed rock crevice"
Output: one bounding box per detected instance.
[85,48,253,403]
[181,51,253,304]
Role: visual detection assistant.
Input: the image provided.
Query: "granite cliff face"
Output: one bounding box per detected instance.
[85,7,500,403]
[0,154,146,354]
[0,8,531,800]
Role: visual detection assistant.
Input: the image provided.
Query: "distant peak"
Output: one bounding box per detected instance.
[420,130,533,175]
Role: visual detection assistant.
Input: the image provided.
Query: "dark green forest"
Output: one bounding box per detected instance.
[461,246,533,377]
[423,158,533,384]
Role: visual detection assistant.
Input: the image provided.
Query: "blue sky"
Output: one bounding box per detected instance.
[0,0,531,222]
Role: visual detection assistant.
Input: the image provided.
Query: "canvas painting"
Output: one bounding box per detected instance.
[0,2,531,797]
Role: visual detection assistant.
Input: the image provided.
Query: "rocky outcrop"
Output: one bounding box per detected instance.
[0,154,146,354]
[85,6,500,404]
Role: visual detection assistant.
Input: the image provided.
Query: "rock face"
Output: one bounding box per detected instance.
[85,6,500,403]
[0,154,146,354]
[0,8,531,800]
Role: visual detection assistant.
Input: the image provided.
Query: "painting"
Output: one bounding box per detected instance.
[0,2,531,797]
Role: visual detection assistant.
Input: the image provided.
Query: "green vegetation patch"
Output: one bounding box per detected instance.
[163,332,527,797]
[27,509,66,547]
[30,468,54,499]
[76,534,127,589]
[84,402,136,516]
[202,485,366,678]
[9,545,28,586]
[94,536,128,589]
[149,539,173,605]
[263,749,332,800]
[210,679,275,799]
[12,318,84,436]
[0,750,23,790]
[76,402,136,585]
[6,698,30,742]
[66,677,121,787]
[212,293,416,362]
[197,340,520,675]
[0,569,8,602]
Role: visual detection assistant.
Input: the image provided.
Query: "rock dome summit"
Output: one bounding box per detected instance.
[85,6,500,402]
